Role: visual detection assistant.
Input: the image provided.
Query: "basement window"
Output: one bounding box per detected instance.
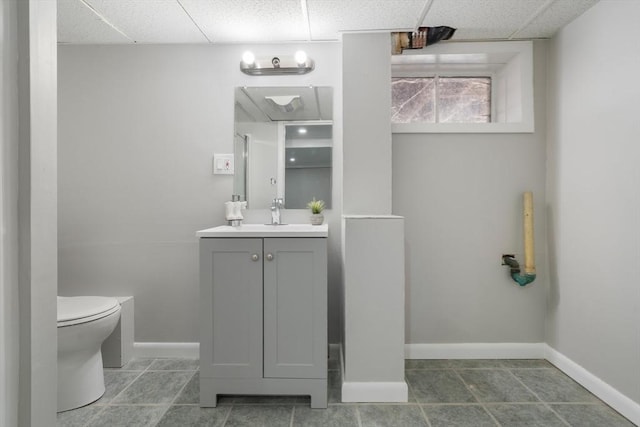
[391,76,491,124]
[391,41,534,133]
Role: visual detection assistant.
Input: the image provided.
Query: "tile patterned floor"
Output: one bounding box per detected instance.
[57,351,636,427]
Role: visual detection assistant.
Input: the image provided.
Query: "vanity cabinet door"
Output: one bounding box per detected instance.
[200,238,263,379]
[263,238,327,379]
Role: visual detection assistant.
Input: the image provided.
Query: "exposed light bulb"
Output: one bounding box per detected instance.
[289,157,296,162]
[298,127,307,134]
[294,50,307,65]
[242,51,255,65]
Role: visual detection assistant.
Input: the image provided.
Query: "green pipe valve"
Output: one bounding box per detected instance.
[502,255,536,286]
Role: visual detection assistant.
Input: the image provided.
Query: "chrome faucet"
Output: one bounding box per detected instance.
[271,198,284,225]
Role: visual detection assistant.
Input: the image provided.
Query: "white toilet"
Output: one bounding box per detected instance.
[57,296,121,412]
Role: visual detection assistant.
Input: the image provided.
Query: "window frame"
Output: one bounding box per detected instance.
[391,41,534,134]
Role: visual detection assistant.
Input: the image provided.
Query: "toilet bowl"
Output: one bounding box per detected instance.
[57,296,121,412]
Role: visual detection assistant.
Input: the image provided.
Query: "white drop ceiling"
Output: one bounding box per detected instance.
[57,0,600,45]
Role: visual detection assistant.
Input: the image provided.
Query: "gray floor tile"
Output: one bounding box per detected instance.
[405,359,451,369]
[358,405,428,427]
[56,405,103,427]
[156,405,230,427]
[551,403,636,427]
[98,370,142,404]
[293,405,359,427]
[406,370,476,403]
[112,371,194,404]
[485,403,567,427]
[458,369,538,402]
[88,405,168,427]
[328,370,342,404]
[148,358,199,371]
[329,345,340,360]
[328,358,341,371]
[449,359,504,369]
[224,405,293,427]
[174,373,200,404]
[500,359,553,369]
[422,404,498,427]
[512,368,599,402]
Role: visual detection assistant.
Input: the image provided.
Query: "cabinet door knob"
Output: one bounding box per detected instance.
[251,253,259,261]
[266,253,274,261]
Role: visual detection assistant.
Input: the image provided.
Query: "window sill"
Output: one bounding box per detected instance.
[392,121,534,134]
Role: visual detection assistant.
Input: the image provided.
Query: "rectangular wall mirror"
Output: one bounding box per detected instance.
[234,86,333,209]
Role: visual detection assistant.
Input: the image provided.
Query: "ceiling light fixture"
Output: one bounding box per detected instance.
[240,51,315,75]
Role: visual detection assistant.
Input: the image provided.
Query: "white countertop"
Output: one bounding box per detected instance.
[197,223,328,238]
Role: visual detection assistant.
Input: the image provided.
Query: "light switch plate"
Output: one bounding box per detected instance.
[213,154,234,175]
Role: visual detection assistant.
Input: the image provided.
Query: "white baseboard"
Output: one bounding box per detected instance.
[545,345,640,426]
[405,343,546,359]
[133,342,199,359]
[341,381,408,403]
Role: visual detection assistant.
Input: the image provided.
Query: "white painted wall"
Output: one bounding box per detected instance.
[393,41,548,347]
[547,0,640,407]
[58,43,343,343]
[1,2,20,424]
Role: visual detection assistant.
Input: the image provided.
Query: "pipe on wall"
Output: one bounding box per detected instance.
[503,191,536,286]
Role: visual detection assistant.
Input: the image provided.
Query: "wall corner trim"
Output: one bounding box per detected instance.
[545,345,640,426]
[133,342,199,359]
[405,343,546,359]
[341,381,408,403]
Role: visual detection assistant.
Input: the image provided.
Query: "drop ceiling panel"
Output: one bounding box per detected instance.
[422,0,547,40]
[83,0,207,43]
[58,0,132,44]
[514,0,599,39]
[180,0,309,42]
[56,0,602,44]
[307,0,425,40]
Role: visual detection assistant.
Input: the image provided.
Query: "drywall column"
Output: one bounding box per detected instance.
[342,216,407,402]
[16,0,58,425]
[1,2,20,425]
[342,33,407,402]
[342,33,392,215]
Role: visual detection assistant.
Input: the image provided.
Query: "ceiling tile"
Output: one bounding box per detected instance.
[307,0,425,40]
[513,0,600,39]
[83,0,208,43]
[423,0,547,40]
[180,0,308,42]
[58,0,132,44]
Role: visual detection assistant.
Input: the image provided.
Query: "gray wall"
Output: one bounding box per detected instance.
[57,43,343,343]
[547,0,640,404]
[393,41,548,345]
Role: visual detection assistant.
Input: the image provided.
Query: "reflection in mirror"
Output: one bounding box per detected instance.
[284,124,332,209]
[234,86,332,209]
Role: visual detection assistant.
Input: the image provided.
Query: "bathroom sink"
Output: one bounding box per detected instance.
[196,223,328,238]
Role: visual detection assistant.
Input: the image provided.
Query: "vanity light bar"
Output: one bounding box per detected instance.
[240,51,315,75]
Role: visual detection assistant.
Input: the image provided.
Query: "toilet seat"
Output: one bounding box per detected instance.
[57,296,120,327]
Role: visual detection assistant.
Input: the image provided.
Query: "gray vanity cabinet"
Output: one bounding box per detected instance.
[199,236,327,408]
